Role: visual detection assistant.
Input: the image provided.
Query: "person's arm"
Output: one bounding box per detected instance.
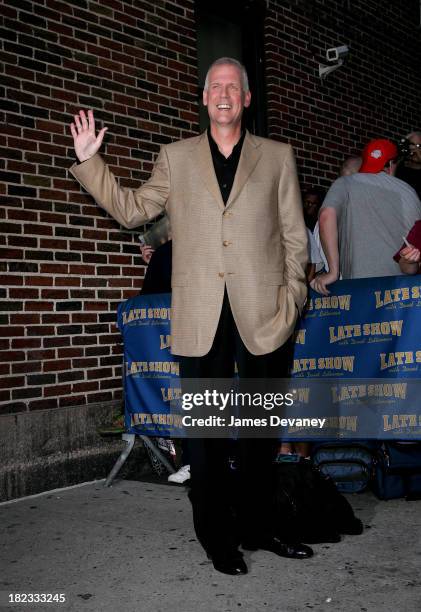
[69,110,169,229]
[310,207,339,295]
[398,245,421,275]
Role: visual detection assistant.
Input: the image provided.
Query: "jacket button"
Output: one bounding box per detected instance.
[223,240,229,247]
[218,272,225,278]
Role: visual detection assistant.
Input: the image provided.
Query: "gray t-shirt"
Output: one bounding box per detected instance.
[321,173,421,279]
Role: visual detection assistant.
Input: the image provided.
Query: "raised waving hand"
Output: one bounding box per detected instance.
[70,109,108,162]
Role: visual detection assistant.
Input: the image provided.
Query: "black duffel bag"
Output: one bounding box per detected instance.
[271,456,363,544]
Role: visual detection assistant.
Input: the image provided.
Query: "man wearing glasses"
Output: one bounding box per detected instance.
[396,130,421,199]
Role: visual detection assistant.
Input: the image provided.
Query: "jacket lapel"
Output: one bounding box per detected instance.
[226,131,262,209]
[194,131,225,211]
[192,130,262,211]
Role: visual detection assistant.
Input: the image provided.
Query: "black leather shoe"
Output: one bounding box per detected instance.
[243,537,313,559]
[207,553,248,575]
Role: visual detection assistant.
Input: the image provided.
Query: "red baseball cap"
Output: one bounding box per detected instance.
[359,139,398,173]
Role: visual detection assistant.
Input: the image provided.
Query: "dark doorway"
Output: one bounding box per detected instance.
[195,0,267,136]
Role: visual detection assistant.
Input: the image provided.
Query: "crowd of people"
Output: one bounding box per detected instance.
[310,133,421,296]
[69,56,421,577]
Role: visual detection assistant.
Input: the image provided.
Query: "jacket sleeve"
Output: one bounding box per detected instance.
[69,147,170,229]
[278,145,308,313]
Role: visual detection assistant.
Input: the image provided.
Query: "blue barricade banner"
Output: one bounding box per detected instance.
[117,275,421,439]
[293,275,421,379]
[117,293,180,437]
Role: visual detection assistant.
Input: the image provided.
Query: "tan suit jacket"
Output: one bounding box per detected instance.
[70,130,308,356]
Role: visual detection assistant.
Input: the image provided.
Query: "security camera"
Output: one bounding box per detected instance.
[326,45,349,62]
[319,45,349,78]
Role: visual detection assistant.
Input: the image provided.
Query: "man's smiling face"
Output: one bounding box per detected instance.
[203,63,251,129]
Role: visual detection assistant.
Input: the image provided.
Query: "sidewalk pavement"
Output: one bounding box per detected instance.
[1,478,420,612]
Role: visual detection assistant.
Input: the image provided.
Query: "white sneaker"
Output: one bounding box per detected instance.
[168,465,190,483]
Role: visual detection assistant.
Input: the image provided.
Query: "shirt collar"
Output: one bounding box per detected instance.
[207,128,246,160]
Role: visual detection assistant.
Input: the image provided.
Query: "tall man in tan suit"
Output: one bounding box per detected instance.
[70,58,311,575]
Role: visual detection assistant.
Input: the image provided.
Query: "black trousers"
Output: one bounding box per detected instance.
[177,290,293,557]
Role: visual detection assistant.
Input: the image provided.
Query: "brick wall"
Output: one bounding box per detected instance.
[265,0,421,190]
[0,0,198,415]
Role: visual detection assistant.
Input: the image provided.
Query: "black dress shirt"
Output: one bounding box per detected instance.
[207,128,245,205]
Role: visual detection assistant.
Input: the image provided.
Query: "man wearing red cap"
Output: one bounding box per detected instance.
[312,138,421,295]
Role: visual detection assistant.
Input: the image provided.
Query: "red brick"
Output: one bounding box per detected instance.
[57,347,83,358]
[29,398,59,410]
[36,120,64,134]
[43,359,72,372]
[0,390,11,403]
[27,325,55,336]
[43,337,70,348]
[55,277,80,287]
[84,302,109,311]
[39,213,67,225]
[87,367,113,380]
[25,276,54,286]
[86,391,112,403]
[74,358,98,368]
[71,313,97,323]
[0,349,26,361]
[58,394,85,407]
[8,209,37,222]
[109,254,132,264]
[0,275,23,286]
[100,378,122,390]
[25,301,54,311]
[40,264,69,274]
[0,363,10,375]
[0,326,25,337]
[11,338,41,349]
[27,349,56,361]
[10,314,40,324]
[39,189,68,201]
[108,278,133,287]
[42,314,70,324]
[10,288,39,299]
[40,239,68,250]
[12,361,42,374]
[68,265,95,275]
[72,381,99,393]
[0,248,24,259]
[41,289,68,299]
[44,384,72,397]
[0,376,25,389]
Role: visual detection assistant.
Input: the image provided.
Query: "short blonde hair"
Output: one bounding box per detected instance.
[204,57,249,92]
